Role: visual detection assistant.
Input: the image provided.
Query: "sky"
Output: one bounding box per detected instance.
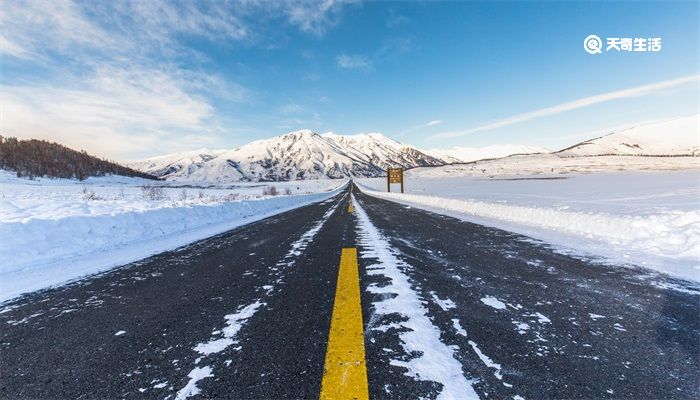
[1,0,698,161]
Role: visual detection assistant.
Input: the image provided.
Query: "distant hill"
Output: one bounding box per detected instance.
[0,136,158,180]
[427,144,549,163]
[556,115,699,157]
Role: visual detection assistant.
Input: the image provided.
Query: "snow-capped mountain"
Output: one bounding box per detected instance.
[127,149,226,179]
[556,115,699,156]
[131,130,445,182]
[427,144,549,163]
[322,132,445,170]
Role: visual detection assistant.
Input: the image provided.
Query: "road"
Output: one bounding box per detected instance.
[2,184,698,399]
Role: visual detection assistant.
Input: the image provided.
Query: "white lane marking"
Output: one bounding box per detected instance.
[352,195,478,400]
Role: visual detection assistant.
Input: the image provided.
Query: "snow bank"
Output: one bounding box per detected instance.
[0,175,346,301]
[357,172,699,282]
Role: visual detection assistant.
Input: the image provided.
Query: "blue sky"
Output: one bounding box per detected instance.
[1,0,698,160]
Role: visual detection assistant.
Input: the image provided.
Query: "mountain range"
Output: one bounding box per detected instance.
[128,130,448,183]
[129,115,698,182]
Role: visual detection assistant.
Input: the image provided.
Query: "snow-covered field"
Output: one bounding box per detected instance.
[408,155,699,179]
[0,171,345,301]
[357,169,700,282]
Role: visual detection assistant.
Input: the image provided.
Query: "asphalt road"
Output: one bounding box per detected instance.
[1,184,698,399]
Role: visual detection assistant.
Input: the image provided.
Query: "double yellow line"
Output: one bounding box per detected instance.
[320,202,368,400]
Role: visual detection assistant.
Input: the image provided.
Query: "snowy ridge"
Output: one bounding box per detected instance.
[557,115,699,157]
[427,144,549,163]
[130,130,444,183]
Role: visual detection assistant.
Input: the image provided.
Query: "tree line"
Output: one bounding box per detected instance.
[0,136,158,180]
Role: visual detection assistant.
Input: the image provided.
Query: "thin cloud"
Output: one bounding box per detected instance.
[336,54,373,71]
[281,0,357,36]
[0,67,220,160]
[430,74,700,139]
[397,119,443,137]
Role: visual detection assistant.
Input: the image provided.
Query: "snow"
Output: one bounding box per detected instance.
[114,330,126,336]
[174,366,213,400]
[430,292,457,311]
[194,300,264,356]
[480,296,507,310]
[0,171,345,301]
[129,130,444,182]
[357,170,700,282]
[468,340,504,381]
[427,144,549,163]
[352,195,478,400]
[172,200,340,399]
[557,115,698,156]
[402,155,698,179]
[451,319,467,337]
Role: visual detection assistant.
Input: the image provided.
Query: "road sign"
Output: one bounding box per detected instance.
[387,168,404,193]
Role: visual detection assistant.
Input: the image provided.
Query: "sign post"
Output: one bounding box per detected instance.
[387,168,404,193]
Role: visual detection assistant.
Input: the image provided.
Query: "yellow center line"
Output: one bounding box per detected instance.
[347,204,354,213]
[320,248,368,400]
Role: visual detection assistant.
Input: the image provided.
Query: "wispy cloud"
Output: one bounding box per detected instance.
[281,0,358,36]
[337,36,414,73]
[386,9,409,28]
[1,67,221,160]
[430,74,700,139]
[377,37,415,59]
[0,0,358,159]
[397,119,443,137]
[336,54,373,71]
[280,103,304,114]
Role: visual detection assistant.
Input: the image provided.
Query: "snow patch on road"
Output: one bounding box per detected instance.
[194,301,264,356]
[452,319,467,337]
[284,197,342,262]
[480,296,507,310]
[430,292,457,311]
[174,366,213,400]
[468,340,504,381]
[172,198,341,399]
[353,195,478,400]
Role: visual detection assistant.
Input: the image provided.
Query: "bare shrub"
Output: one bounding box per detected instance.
[262,186,278,196]
[284,187,292,195]
[179,188,188,201]
[223,192,239,202]
[142,184,165,200]
[198,191,205,199]
[84,189,100,201]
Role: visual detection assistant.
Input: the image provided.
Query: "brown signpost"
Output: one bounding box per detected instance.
[387,168,404,193]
